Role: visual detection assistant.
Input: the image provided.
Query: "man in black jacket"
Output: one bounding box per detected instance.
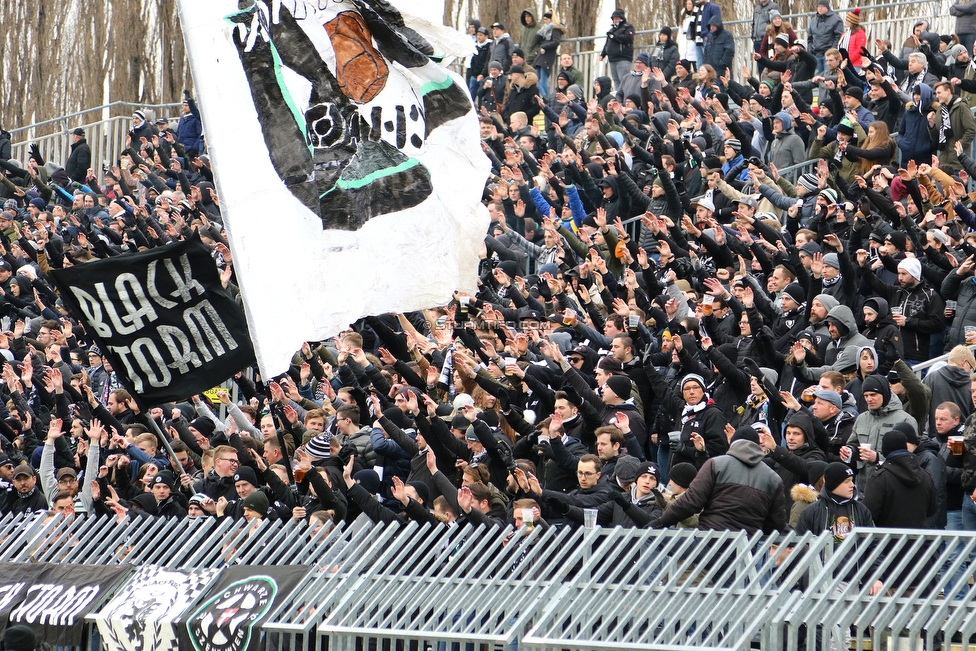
[864,429,937,527]
[599,9,634,87]
[64,128,91,185]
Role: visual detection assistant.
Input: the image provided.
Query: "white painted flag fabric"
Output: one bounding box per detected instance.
[177,0,490,376]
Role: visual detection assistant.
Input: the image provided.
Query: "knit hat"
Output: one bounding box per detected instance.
[614,454,643,483]
[407,481,431,505]
[677,59,693,71]
[189,417,215,439]
[774,33,791,47]
[769,9,782,18]
[861,375,890,402]
[836,119,856,137]
[886,231,908,251]
[681,374,707,392]
[151,470,175,488]
[242,491,270,516]
[843,85,863,100]
[818,0,830,7]
[881,429,908,458]
[800,241,821,257]
[639,463,661,482]
[464,425,480,442]
[725,138,741,153]
[29,197,46,210]
[133,110,147,121]
[807,460,829,485]
[846,7,861,25]
[897,257,922,281]
[760,80,776,94]
[635,52,651,66]
[798,173,819,193]
[891,421,918,446]
[3,625,36,651]
[489,60,503,71]
[783,282,805,306]
[947,44,967,61]
[823,462,853,492]
[823,253,841,269]
[730,425,761,445]
[509,64,525,74]
[497,260,518,278]
[305,434,332,459]
[353,469,382,494]
[604,375,632,400]
[669,462,698,488]
[819,188,839,204]
[233,466,259,487]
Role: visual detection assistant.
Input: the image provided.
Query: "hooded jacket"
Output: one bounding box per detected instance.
[923,363,974,434]
[863,450,936,527]
[942,266,976,348]
[849,389,916,485]
[899,83,938,166]
[519,10,542,67]
[768,112,807,171]
[601,10,635,63]
[859,262,945,362]
[860,297,902,375]
[796,305,872,382]
[703,16,735,74]
[766,412,827,504]
[0,131,10,162]
[928,94,976,172]
[795,486,880,583]
[913,435,947,528]
[656,439,788,534]
[808,7,845,56]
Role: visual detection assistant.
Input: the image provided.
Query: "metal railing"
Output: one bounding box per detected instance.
[559,0,952,100]
[6,101,183,188]
[2,512,976,650]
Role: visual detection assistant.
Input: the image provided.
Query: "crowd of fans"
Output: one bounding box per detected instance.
[2,2,976,604]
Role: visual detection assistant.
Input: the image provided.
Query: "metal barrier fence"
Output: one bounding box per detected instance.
[559,0,952,101]
[3,511,976,650]
[6,101,183,188]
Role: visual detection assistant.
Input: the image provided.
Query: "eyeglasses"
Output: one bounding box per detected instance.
[219,458,240,465]
[569,357,583,363]
[576,470,598,478]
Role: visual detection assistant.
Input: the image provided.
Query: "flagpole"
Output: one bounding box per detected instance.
[147,416,196,495]
[269,403,296,485]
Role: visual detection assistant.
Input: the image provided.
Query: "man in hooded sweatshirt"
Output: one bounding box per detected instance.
[843,375,916,488]
[703,15,735,77]
[768,111,806,170]
[653,426,787,535]
[923,345,976,434]
[794,304,872,382]
[518,9,542,69]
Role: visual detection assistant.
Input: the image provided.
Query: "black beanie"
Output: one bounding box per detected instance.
[730,425,760,445]
[860,375,889,402]
[881,430,908,458]
[497,260,518,278]
[823,462,854,492]
[891,421,918,446]
[407,481,430,505]
[605,375,632,401]
[807,460,828,485]
[189,417,216,439]
[669,462,698,488]
[233,466,259,487]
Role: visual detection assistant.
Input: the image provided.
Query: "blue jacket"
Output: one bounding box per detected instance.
[699,2,722,39]
[176,98,205,155]
[703,16,735,75]
[898,83,936,165]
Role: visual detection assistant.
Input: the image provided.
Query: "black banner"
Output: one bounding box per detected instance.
[49,235,255,408]
[0,562,132,645]
[179,565,309,651]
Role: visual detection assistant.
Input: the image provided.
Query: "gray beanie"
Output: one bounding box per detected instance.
[822,253,841,269]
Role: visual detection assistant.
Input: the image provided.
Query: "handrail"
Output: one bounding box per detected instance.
[8,101,183,137]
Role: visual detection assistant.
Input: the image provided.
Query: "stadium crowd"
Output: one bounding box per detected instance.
[0,1,976,599]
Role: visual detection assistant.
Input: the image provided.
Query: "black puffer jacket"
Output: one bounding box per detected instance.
[913,436,947,529]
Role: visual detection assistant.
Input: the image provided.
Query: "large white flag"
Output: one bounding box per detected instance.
[177,0,489,376]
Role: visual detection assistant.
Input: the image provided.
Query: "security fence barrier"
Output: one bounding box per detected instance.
[1,512,976,650]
